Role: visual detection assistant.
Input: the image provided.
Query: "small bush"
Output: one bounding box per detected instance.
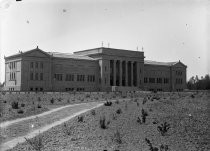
[145,138,159,151]
[25,133,44,151]
[160,144,169,151]
[141,109,148,123]
[104,101,112,106]
[63,122,72,136]
[11,101,19,109]
[114,130,122,144]
[37,104,42,108]
[125,103,128,110]
[21,103,25,107]
[38,97,41,102]
[91,110,96,116]
[157,122,170,136]
[3,100,7,103]
[137,117,142,124]
[78,116,84,122]
[50,98,54,104]
[115,100,120,104]
[100,116,109,129]
[116,108,122,114]
[58,98,62,102]
[191,94,195,98]
[142,97,147,105]
[17,109,24,114]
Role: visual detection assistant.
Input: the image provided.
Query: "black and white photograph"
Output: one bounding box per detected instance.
[0,0,209,150]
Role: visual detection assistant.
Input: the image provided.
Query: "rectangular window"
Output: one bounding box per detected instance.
[36,62,38,68]
[35,73,39,80]
[40,62,43,69]
[30,72,33,80]
[144,78,148,83]
[40,73,43,80]
[30,62,34,68]
[54,74,63,81]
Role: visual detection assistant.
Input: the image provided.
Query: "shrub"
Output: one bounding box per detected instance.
[50,98,54,104]
[11,101,19,109]
[78,116,84,122]
[38,97,41,102]
[160,144,169,151]
[125,103,128,110]
[157,122,170,136]
[112,114,117,120]
[145,138,159,151]
[3,100,7,103]
[116,108,122,114]
[58,98,62,102]
[63,122,72,136]
[115,100,119,104]
[91,110,96,116]
[25,133,44,151]
[114,130,122,144]
[141,109,148,123]
[142,97,147,105]
[137,117,142,124]
[37,104,42,108]
[99,116,109,129]
[17,109,24,114]
[191,94,195,98]
[137,102,139,107]
[104,101,112,106]
[21,103,25,107]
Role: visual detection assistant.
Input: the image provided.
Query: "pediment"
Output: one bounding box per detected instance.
[172,61,187,68]
[23,49,50,58]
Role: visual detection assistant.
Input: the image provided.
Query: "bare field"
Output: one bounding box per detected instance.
[0,92,122,122]
[3,91,209,151]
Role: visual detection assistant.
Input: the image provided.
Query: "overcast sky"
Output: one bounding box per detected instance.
[0,0,209,83]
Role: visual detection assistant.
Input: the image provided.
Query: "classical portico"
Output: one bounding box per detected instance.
[74,47,145,91]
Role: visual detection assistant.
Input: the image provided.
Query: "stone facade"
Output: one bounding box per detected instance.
[4,46,187,92]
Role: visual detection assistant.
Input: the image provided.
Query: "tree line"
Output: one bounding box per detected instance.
[187,74,210,90]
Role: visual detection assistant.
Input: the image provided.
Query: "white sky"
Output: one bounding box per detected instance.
[0,0,209,83]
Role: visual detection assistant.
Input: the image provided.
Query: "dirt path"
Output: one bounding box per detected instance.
[0,102,103,151]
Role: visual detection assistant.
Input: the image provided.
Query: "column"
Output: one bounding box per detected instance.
[119,60,122,86]
[137,62,140,88]
[131,61,133,87]
[113,60,116,86]
[125,61,128,86]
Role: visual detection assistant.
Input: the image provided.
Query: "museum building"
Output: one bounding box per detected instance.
[4,46,187,92]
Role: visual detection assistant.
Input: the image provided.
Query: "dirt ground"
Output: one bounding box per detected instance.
[4,91,209,151]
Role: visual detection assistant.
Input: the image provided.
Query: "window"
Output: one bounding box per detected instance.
[54,74,63,81]
[149,78,155,83]
[30,87,33,91]
[40,73,43,80]
[40,62,43,69]
[30,72,34,80]
[66,74,74,81]
[36,62,38,68]
[30,62,34,68]
[35,73,39,80]
[144,77,148,83]
[77,74,85,82]
[157,78,162,83]
[40,88,43,91]
[164,78,169,84]
[35,88,38,91]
